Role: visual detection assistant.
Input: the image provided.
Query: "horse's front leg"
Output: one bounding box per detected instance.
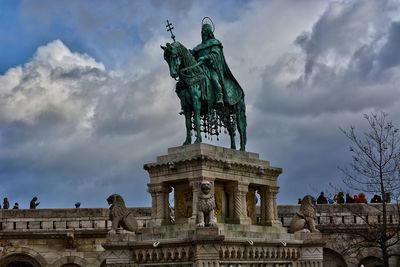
[237,100,247,151]
[192,84,202,143]
[176,82,192,146]
[183,111,192,146]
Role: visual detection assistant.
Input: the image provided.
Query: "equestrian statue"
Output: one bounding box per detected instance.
[161,18,247,151]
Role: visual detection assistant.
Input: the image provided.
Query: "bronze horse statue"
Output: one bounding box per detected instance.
[161,41,247,151]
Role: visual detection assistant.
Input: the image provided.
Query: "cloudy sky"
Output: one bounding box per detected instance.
[1,0,400,208]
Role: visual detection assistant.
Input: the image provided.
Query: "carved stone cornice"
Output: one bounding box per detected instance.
[144,154,282,177]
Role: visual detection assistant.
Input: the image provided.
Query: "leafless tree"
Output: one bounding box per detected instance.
[339,112,400,267]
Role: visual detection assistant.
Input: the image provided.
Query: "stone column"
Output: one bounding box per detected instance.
[232,181,251,225]
[147,183,172,226]
[270,186,280,223]
[194,227,223,267]
[189,180,200,225]
[259,186,281,226]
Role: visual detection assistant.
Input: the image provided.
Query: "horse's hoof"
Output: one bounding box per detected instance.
[195,138,202,144]
[182,140,191,146]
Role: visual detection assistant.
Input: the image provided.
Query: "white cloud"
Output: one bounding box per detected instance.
[2,0,400,207]
[0,39,183,207]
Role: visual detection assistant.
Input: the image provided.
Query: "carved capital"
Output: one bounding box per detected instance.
[266,186,279,195]
[147,183,172,194]
[237,181,249,193]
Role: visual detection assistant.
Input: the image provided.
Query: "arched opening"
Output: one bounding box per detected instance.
[323,248,347,267]
[359,256,383,267]
[61,264,81,267]
[0,254,42,267]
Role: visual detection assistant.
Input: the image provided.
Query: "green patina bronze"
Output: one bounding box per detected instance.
[161,18,247,151]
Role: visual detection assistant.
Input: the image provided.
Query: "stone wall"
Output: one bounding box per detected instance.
[0,208,150,267]
[278,203,400,228]
[278,203,400,266]
[0,204,398,266]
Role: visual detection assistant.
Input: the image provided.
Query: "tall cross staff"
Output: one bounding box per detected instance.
[166,20,176,42]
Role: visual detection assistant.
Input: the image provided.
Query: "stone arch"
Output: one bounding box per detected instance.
[51,255,88,267]
[0,247,47,267]
[323,248,347,267]
[359,256,383,267]
[0,253,43,267]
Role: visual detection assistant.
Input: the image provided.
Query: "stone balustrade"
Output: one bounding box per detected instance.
[0,208,151,233]
[0,204,398,234]
[277,203,400,229]
[0,204,398,266]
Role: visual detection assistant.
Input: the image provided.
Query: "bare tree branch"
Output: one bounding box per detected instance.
[338,112,400,267]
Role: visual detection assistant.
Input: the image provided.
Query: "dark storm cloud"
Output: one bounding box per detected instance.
[378,21,400,70]
[257,0,400,116]
[251,0,400,203]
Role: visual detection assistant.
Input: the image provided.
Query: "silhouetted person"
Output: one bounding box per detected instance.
[335,192,344,204]
[75,202,81,208]
[371,194,382,203]
[3,197,9,209]
[30,197,40,209]
[358,193,367,204]
[297,198,302,204]
[12,203,19,209]
[345,193,354,203]
[317,192,328,204]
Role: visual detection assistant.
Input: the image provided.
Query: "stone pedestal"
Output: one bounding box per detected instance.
[103,144,324,266]
[144,143,282,227]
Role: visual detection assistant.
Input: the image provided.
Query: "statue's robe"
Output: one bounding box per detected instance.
[192,38,244,106]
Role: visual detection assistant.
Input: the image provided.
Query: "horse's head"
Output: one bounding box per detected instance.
[161,42,182,79]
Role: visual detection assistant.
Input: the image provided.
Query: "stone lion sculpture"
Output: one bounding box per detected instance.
[107,194,138,233]
[197,181,217,227]
[289,195,319,233]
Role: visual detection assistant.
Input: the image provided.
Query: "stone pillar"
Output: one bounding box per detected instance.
[232,181,251,225]
[147,183,172,226]
[194,227,223,267]
[104,234,137,267]
[297,245,323,266]
[105,249,136,267]
[271,186,280,223]
[259,186,281,226]
[189,180,200,225]
[194,244,220,267]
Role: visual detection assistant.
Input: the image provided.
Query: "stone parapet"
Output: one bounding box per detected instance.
[1,204,399,233]
[277,203,400,229]
[103,224,324,267]
[2,204,399,266]
[0,208,151,232]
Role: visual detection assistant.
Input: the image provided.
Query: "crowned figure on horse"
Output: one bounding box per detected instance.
[161,18,247,151]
